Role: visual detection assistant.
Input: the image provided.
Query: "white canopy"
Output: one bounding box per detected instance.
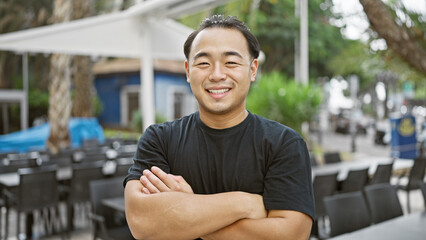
[0,0,234,131]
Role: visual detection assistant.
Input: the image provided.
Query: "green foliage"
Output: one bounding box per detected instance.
[247,72,322,134]
[8,88,49,131]
[179,0,355,79]
[130,110,168,132]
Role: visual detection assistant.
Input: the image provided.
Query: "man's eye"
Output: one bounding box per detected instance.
[197,62,209,66]
[226,61,239,66]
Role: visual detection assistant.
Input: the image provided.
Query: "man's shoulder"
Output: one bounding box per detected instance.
[148,112,198,132]
[251,113,301,139]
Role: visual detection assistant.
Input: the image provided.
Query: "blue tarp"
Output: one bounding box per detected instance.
[0,118,105,153]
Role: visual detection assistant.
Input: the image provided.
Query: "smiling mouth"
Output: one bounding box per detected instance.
[207,89,230,94]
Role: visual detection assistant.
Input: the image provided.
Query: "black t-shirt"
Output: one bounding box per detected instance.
[124,112,314,220]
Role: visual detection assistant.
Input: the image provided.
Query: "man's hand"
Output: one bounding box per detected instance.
[140,166,194,194]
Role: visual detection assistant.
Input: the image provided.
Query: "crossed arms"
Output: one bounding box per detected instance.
[124,166,312,240]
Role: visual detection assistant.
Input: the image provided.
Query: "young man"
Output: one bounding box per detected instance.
[124,15,314,240]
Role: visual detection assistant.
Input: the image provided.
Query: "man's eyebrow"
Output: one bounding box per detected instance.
[192,52,210,61]
[192,51,244,61]
[223,51,243,59]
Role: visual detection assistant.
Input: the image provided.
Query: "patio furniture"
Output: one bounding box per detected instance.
[363,183,403,224]
[324,191,371,237]
[339,167,369,193]
[369,161,394,185]
[3,165,65,239]
[311,172,339,238]
[63,160,106,231]
[395,156,426,213]
[323,152,342,164]
[89,177,134,240]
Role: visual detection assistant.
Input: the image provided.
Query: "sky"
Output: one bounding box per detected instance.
[331,0,426,50]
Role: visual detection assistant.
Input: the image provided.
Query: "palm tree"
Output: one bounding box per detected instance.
[47,0,72,154]
[71,0,94,117]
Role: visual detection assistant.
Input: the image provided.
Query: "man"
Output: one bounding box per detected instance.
[124,15,314,240]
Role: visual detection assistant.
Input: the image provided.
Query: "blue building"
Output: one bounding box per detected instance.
[93,58,197,128]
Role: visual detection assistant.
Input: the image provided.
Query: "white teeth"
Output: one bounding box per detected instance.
[208,89,229,94]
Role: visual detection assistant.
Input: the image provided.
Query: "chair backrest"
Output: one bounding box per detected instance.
[340,167,369,193]
[406,156,426,191]
[48,148,75,167]
[420,181,426,206]
[0,157,41,173]
[89,177,125,229]
[89,177,124,214]
[370,161,394,185]
[68,160,105,204]
[323,152,342,164]
[324,191,371,237]
[313,172,338,218]
[363,183,403,224]
[82,138,99,148]
[115,158,134,177]
[18,164,59,212]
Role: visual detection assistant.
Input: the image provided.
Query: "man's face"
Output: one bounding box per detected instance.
[185,27,258,117]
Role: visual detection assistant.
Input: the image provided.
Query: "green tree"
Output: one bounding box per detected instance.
[246,72,322,134]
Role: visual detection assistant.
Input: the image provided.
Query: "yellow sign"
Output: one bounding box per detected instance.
[398,118,415,137]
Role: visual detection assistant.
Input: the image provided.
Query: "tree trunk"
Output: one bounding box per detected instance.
[71,0,94,117]
[359,0,426,75]
[47,0,72,154]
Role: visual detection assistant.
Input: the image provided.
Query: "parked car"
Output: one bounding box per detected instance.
[334,109,368,135]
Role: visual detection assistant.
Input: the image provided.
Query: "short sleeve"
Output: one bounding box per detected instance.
[123,124,171,187]
[263,138,315,220]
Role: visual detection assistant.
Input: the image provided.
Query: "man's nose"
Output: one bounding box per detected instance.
[209,63,226,81]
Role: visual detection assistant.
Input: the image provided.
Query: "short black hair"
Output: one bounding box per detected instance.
[183,15,260,60]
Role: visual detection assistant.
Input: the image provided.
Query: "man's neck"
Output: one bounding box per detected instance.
[199,109,249,129]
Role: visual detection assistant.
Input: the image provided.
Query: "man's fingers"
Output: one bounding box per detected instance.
[140,175,160,193]
[142,169,170,192]
[151,167,181,191]
[141,187,151,194]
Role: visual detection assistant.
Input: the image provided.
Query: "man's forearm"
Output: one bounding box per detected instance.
[202,211,312,240]
[125,180,265,240]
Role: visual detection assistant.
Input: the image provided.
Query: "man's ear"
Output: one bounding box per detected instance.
[250,59,258,82]
[185,60,190,83]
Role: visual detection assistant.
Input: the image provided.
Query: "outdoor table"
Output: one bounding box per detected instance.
[312,157,413,181]
[101,197,126,213]
[328,211,426,240]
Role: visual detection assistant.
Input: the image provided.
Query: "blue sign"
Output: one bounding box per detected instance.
[390,115,417,159]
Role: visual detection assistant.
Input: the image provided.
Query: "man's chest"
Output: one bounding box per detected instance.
[166,133,267,194]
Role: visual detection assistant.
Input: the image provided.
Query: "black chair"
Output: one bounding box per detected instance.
[323,152,342,164]
[0,195,4,239]
[64,160,106,231]
[363,183,403,224]
[89,177,134,240]
[339,167,369,193]
[370,161,394,185]
[323,191,371,237]
[420,181,426,207]
[311,172,338,238]
[115,158,134,177]
[4,165,65,239]
[395,156,426,213]
[0,157,41,174]
[48,148,75,167]
[82,138,100,149]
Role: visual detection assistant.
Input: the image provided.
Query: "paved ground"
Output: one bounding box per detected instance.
[1,129,424,240]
